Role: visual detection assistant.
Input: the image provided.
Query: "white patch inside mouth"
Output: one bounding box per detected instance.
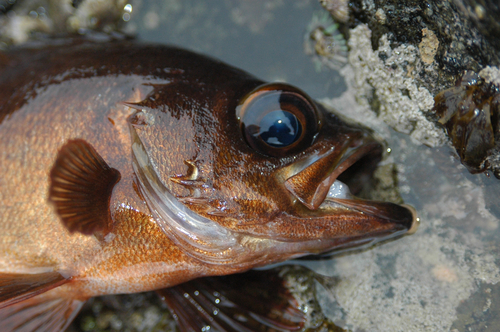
[326,179,352,199]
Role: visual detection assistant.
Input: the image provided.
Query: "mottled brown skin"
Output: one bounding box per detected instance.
[0,39,414,310]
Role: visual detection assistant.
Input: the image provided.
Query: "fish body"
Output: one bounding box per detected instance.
[0,39,415,331]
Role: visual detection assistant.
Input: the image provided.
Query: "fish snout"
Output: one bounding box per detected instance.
[276,127,418,246]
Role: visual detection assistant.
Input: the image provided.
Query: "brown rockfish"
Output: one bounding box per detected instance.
[0,38,416,331]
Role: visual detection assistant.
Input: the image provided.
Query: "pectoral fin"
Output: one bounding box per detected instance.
[157,269,306,332]
[49,139,121,236]
[0,272,68,309]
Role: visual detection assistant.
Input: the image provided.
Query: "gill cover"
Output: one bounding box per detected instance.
[131,135,245,264]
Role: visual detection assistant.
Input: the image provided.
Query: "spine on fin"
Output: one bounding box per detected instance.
[157,269,306,332]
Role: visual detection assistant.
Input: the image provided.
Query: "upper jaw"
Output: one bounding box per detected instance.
[282,126,382,210]
[284,138,382,210]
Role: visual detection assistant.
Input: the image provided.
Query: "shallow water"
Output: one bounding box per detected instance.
[125,1,500,331]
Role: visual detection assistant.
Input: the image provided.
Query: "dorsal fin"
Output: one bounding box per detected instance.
[49,139,121,236]
[0,272,68,309]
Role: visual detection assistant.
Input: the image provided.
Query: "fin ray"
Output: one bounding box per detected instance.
[158,269,305,332]
[49,139,121,235]
[0,272,68,309]
[0,294,84,332]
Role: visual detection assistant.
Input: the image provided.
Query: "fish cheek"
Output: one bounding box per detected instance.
[128,109,201,198]
[206,151,295,229]
[205,135,300,227]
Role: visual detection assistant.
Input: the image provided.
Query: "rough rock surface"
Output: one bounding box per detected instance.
[333,0,500,175]
[348,0,500,94]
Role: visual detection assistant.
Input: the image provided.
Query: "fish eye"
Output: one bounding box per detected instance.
[236,83,321,157]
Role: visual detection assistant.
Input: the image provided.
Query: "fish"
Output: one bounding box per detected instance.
[0,37,417,331]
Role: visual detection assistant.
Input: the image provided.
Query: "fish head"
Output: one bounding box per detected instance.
[128,79,417,268]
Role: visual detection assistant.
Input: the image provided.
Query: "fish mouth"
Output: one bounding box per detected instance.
[284,131,417,237]
[322,146,415,232]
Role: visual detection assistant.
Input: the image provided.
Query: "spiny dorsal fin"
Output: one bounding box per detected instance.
[158,269,306,332]
[0,272,68,309]
[49,139,121,236]
[0,291,84,332]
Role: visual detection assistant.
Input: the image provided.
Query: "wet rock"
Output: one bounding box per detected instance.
[346,23,444,147]
[69,292,177,332]
[0,0,131,46]
[451,282,500,332]
[348,0,500,93]
[335,0,500,176]
[432,70,500,177]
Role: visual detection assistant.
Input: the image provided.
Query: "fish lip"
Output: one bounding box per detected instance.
[322,197,416,232]
[316,206,418,256]
[284,134,417,233]
[319,159,418,234]
[325,140,383,197]
[318,140,382,204]
[322,143,417,232]
[284,135,383,210]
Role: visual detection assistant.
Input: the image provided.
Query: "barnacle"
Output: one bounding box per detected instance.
[319,0,349,23]
[432,71,500,175]
[304,10,348,71]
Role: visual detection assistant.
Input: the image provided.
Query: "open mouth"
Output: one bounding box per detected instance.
[284,133,382,209]
[284,133,417,233]
[330,147,417,231]
[319,141,381,202]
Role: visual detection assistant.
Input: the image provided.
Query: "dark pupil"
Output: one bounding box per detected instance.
[257,110,302,147]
